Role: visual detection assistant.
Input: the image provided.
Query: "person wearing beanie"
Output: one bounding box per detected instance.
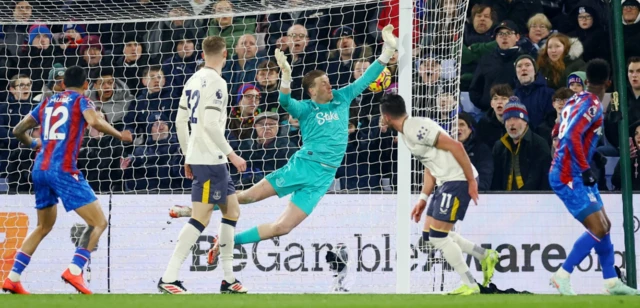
[228,83,263,141]
[458,112,494,191]
[491,96,551,191]
[32,63,66,103]
[513,54,555,128]
[567,71,586,93]
[567,4,611,64]
[17,25,58,93]
[327,25,373,88]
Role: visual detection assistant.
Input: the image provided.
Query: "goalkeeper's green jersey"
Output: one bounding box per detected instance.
[279,60,385,168]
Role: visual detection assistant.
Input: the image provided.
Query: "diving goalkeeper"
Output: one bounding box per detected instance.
[207,25,398,262]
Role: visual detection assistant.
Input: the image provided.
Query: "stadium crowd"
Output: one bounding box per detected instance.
[1,0,640,193]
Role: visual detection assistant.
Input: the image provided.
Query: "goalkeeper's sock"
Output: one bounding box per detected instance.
[449,231,486,260]
[429,228,476,287]
[234,226,261,245]
[219,217,237,282]
[69,247,91,275]
[162,218,205,283]
[8,250,31,282]
[593,233,617,280]
[562,231,600,274]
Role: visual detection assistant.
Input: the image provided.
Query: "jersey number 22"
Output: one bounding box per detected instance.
[185,90,200,124]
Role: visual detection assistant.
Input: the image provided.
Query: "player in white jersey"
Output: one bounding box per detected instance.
[158,36,248,294]
[379,93,499,295]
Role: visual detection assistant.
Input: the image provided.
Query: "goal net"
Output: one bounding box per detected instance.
[0,0,472,294]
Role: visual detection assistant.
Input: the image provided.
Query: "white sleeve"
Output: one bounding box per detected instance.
[176,94,190,156]
[203,93,234,156]
[417,118,441,147]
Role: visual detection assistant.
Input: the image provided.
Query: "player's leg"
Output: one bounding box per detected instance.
[235,201,308,245]
[236,178,278,204]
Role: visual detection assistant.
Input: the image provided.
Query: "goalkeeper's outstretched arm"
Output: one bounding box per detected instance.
[274,49,310,119]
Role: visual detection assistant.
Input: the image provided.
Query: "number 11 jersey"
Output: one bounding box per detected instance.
[29,90,95,174]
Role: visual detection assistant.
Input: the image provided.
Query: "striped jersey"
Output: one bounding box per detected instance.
[29,90,95,173]
[550,91,603,185]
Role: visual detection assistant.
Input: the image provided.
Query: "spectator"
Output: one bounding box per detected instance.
[4,126,39,192]
[567,71,586,93]
[492,0,543,35]
[537,33,586,90]
[460,40,498,91]
[414,57,443,112]
[605,56,640,148]
[147,6,198,63]
[78,108,126,192]
[612,120,640,190]
[121,112,181,191]
[88,67,133,129]
[285,24,328,99]
[222,34,259,97]
[458,112,493,191]
[255,60,281,114]
[162,30,200,98]
[228,83,263,143]
[435,92,459,133]
[327,26,373,88]
[236,112,298,187]
[125,65,176,136]
[78,35,109,79]
[491,97,551,191]
[33,63,65,102]
[263,0,331,53]
[279,114,302,147]
[208,0,256,59]
[0,74,36,172]
[477,83,512,149]
[337,113,374,190]
[567,4,611,64]
[519,13,553,59]
[352,59,384,120]
[469,20,525,111]
[513,54,555,128]
[113,34,150,97]
[14,25,57,93]
[463,4,496,46]
[623,0,640,59]
[1,1,33,58]
[53,23,86,68]
[537,87,574,146]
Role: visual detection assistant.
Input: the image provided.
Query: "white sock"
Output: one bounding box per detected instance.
[556,267,571,279]
[219,220,236,282]
[430,236,476,287]
[604,278,618,288]
[162,222,202,283]
[449,231,486,260]
[8,271,20,282]
[68,264,82,275]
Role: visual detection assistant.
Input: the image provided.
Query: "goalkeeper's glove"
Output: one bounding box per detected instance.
[379,24,398,64]
[274,48,292,88]
[582,168,597,187]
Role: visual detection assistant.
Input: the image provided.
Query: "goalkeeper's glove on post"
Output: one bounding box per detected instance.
[582,168,597,186]
[379,24,397,64]
[275,48,292,88]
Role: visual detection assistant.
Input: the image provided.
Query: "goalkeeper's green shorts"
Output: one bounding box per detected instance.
[265,156,337,215]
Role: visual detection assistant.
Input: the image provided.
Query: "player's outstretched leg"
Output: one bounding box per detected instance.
[2,206,57,294]
[449,231,498,287]
[234,202,307,245]
[236,179,277,205]
[62,200,108,294]
[159,202,212,294]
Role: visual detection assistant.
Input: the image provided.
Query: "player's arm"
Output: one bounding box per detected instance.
[420,167,436,196]
[175,94,190,155]
[201,94,245,171]
[83,108,131,142]
[434,133,476,184]
[12,114,40,150]
[565,101,597,173]
[412,168,435,223]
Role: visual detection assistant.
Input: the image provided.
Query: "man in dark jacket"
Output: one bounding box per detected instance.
[605,56,640,149]
[0,74,36,174]
[491,97,551,191]
[513,54,555,129]
[469,20,526,111]
[162,30,200,98]
[125,65,177,136]
[459,112,493,191]
[476,83,511,149]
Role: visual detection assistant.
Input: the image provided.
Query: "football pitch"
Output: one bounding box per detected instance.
[2,294,640,308]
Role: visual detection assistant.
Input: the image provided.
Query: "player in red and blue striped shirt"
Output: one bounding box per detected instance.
[2,66,132,295]
[549,59,637,296]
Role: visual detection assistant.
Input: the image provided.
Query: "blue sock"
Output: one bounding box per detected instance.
[234,226,261,245]
[71,247,91,270]
[10,251,31,275]
[594,233,617,279]
[422,230,429,242]
[562,231,599,274]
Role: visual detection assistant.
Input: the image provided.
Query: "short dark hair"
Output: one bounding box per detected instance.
[142,64,163,77]
[470,4,494,21]
[257,60,279,73]
[628,56,640,67]
[586,59,610,86]
[64,66,87,88]
[302,70,326,94]
[552,87,575,101]
[90,66,114,80]
[490,84,513,98]
[380,93,407,118]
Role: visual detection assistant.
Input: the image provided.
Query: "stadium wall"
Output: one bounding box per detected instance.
[1,194,638,294]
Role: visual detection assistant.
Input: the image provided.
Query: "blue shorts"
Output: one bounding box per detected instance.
[32,170,97,212]
[550,175,603,222]
[426,180,472,223]
[265,156,336,215]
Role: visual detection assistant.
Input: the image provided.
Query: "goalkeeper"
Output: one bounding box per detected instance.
[207,25,398,261]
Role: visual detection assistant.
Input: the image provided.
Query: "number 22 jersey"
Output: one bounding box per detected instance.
[29,90,95,174]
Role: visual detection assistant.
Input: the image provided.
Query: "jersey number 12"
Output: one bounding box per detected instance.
[43,106,69,140]
[185,90,200,124]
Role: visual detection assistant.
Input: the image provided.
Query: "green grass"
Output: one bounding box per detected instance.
[1,294,640,308]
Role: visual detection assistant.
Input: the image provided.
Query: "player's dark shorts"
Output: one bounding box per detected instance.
[32,170,98,212]
[427,180,472,223]
[549,173,603,222]
[191,164,235,205]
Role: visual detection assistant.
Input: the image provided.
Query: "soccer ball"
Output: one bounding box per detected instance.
[368,68,392,93]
